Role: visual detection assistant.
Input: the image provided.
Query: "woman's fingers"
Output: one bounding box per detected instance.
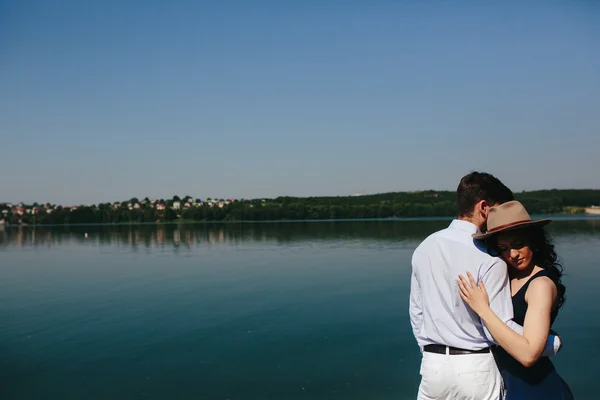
[459,289,469,303]
[458,274,471,288]
[457,279,466,295]
[478,280,487,295]
[457,276,471,301]
[480,280,489,302]
[466,272,478,290]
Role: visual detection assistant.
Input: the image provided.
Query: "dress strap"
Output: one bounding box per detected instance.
[514,269,554,298]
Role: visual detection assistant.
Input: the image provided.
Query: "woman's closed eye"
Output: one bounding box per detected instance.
[512,240,525,249]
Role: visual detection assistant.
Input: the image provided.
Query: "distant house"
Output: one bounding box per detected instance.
[133,203,141,209]
[113,203,121,209]
[173,201,181,210]
[156,203,165,211]
[585,206,600,215]
[1,209,8,215]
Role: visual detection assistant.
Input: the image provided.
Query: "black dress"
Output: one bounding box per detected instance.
[494,269,574,399]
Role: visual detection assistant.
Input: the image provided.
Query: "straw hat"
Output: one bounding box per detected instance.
[472,200,551,240]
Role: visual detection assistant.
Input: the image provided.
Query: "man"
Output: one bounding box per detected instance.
[409,172,561,400]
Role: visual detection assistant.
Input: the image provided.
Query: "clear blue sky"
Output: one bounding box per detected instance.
[1,0,599,205]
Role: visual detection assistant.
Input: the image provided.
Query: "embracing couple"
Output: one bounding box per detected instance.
[409,172,574,399]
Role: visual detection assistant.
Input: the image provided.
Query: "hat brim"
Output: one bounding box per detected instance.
[472,219,552,240]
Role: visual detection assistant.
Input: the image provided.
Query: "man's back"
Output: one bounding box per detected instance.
[410,171,516,400]
[410,219,512,350]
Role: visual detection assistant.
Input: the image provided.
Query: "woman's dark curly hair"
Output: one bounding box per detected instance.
[490,226,566,309]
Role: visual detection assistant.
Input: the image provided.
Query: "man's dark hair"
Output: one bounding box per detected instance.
[456,172,514,217]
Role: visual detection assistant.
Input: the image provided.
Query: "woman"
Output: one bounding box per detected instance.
[457,201,573,400]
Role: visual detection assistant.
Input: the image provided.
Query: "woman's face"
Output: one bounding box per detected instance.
[495,231,534,271]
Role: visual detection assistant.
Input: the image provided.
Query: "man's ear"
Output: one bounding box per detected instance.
[479,200,490,219]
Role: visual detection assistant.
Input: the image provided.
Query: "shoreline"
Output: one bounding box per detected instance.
[3,214,600,228]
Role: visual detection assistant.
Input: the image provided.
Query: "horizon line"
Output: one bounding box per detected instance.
[3,187,600,207]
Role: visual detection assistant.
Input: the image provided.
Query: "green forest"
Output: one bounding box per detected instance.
[2,189,599,225]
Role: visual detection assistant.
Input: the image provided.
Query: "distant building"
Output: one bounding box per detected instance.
[585,206,600,215]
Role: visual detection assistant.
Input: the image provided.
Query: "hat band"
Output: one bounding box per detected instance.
[485,219,534,235]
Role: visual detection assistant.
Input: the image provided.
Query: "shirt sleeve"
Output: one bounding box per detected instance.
[409,249,424,345]
[479,258,515,343]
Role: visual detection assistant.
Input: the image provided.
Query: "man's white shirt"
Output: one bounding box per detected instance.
[410,219,525,350]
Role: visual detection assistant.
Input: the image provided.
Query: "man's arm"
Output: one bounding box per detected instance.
[479,258,561,356]
[409,252,423,347]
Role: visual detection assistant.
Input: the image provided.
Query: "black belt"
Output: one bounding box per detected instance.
[424,344,490,355]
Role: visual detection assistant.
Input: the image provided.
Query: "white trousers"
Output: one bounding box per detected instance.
[417,349,504,400]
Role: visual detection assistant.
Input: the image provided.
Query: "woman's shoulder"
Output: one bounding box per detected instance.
[525,275,558,304]
[528,275,557,291]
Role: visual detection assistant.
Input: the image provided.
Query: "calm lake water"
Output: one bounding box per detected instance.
[1,219,600,399]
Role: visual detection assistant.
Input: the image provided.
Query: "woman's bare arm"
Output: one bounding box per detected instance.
[458,273,557,367]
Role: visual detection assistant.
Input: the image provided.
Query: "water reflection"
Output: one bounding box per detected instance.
[1,219,599,249]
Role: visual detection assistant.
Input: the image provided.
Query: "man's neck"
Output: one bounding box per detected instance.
[457,215,483,232]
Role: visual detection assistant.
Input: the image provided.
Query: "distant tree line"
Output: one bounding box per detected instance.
[2,189,599,225]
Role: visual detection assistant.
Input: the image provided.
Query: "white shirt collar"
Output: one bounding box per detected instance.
[449,219,481,235]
